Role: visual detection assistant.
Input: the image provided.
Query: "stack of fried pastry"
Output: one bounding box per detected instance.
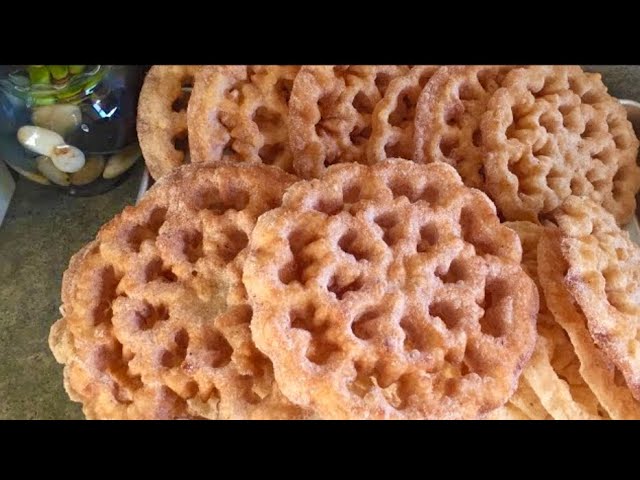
[49,65,640,419]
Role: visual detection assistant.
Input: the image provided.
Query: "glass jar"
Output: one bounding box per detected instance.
[0,65,146,195]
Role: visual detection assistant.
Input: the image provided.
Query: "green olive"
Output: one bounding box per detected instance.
[47,65,69,81]
[27,66,50,85]
[68,65,86,75]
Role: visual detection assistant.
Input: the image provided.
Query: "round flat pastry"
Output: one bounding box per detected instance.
[550,196,640,402]
[288,65,409,178]
[368,65,440,163]
[244,159,538,419]
[482,66,640,224]
[538,217,640,420]
[137,65,201,179]
[187,65,300,173]
[49,162,309,419]
[505,220,608,420]
[413,65,516,188]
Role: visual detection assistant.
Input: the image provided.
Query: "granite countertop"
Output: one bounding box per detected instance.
[0,163,144,419]
[0,66,638,420]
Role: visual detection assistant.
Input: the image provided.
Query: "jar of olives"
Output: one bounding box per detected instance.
[0,65,146,195]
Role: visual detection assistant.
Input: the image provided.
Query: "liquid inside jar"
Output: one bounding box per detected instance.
[0,65,146,195]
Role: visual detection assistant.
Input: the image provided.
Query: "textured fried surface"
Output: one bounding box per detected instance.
[482,66,640,224]
[413,65,516,189]
[137,65,201,180]
[188,65,300,173]
[505,221,545,289]
[49,163,308,419]
[244,159,538,419]
[505,220,607,419]
[550,196,640,400]
[368,66,439,163]
[487,403,531,420]
[289,65,409,179]
[526,317,608,419]
[507,376,551,420]
[538,227,640,419]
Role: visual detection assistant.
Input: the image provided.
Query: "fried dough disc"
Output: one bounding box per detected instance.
[482,66,640,224]
[368,65,440,163]
[244,159,538,419]
[188,65,300,173]
[289,65,409,179]
[505,220,607,419]
[487,403,531,420]
[525,317,609,420]
[506,377,552,420]
[549,196,640,401]
[137,65,201,180]
[413,65,516,188]
[49,163,309,419]
[538,226,640,419]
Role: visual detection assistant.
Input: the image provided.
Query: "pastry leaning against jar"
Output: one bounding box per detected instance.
[0,65,146,195]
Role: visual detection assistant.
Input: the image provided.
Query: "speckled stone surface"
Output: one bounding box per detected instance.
[0,163,144,419]
[0,66,638,420]
[583,65,640,101]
